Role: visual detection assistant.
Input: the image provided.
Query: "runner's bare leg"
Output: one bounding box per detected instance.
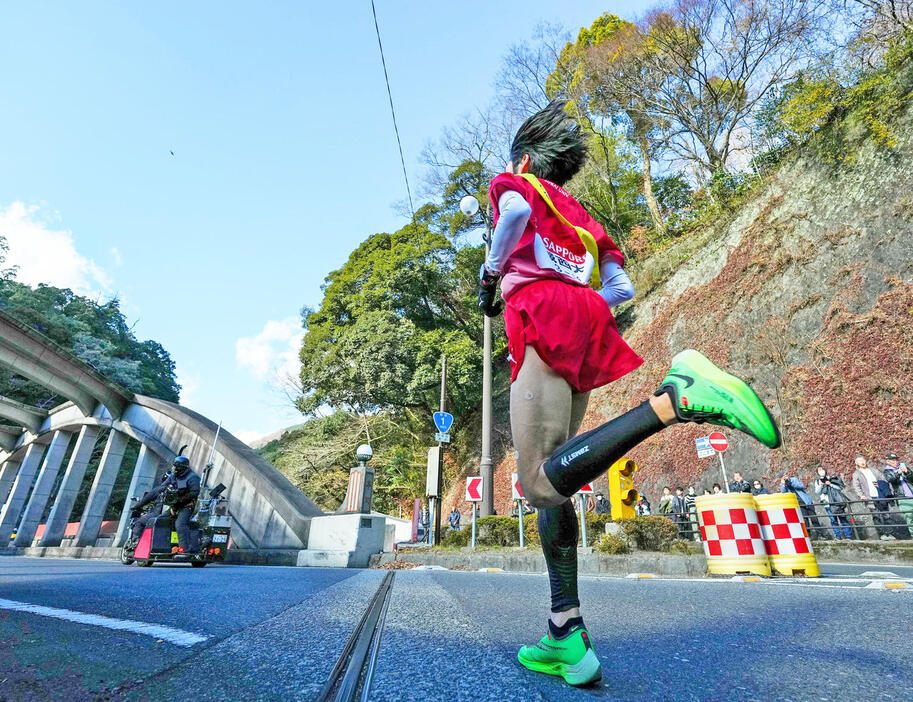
[511,346,582,623]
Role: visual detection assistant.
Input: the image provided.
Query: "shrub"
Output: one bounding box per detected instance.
[518,510,611,548]
[476,516,521,547]
[596,533,631,554]
[618,516,680,552]
[523,516,540,547]
[667,539,696,555]
[585,513,613,534]
[440,527,471,548]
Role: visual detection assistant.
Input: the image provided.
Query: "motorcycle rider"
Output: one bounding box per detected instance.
[130,456,201,552]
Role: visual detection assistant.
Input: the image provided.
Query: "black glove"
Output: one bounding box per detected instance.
[130,506,143,519]
[477,264,503,317]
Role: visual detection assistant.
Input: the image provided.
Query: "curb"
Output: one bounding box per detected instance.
[371,549,708,576]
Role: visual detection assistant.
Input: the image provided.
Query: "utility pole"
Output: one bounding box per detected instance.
[459,193,496,517]
[480,205,495,516]
[435,355,447,544]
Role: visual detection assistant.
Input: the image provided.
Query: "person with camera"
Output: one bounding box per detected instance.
[882,452,913,538]
[130,455,201,552]
[851,455,896,540]
[814,467,852,539]
[780,475,823,537]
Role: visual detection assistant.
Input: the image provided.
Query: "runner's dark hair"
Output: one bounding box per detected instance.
[510,100,587,186]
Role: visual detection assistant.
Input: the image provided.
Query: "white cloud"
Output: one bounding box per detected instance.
[0,202,113,295]
[110,246,124,267]
[175,367,201,407]
[234,429,263,445]
[235,317,303,381]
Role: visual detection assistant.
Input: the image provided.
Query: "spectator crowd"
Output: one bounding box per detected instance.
[428,450,913,545]
[639,452,913,542]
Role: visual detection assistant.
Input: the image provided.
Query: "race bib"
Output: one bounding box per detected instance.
[533,233,594,284]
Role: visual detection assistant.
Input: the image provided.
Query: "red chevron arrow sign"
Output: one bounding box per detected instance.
[511,473,524,500]
[465,476,483,502]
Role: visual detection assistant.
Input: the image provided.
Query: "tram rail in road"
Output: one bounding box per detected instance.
[315,571,395,702]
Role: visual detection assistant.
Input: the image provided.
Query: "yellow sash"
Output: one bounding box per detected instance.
[518,173,601,288]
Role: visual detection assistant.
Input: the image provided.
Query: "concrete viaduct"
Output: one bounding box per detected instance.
[0,309,322,554]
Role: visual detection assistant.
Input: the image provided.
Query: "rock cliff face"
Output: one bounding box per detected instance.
[490,110,913,510]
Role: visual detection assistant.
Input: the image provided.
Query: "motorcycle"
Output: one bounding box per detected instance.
[121,482,231,568]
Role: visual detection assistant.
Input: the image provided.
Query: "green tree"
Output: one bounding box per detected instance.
[297,221,490,419]
[0,279,181,405]
[549,14,670,236]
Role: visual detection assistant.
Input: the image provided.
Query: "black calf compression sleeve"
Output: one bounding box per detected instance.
[544,400,666,498]
[538,500,579,613]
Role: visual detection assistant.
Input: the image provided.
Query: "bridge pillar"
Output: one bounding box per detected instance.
[73,431,128,547]
[0,443,46,544]
[113,444,165,547]
[0,460,21,506]
[13,431,73,547]
[39,426,100,547]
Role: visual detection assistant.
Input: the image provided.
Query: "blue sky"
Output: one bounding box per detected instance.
[0,1,649,442]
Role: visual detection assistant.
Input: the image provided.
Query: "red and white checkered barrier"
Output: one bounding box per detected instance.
[695,492,820,577]
[757,507,812,556]
[698,506,767,558]
[753,492,820,576]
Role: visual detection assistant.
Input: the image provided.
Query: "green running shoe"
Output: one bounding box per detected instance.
[656,349,781,449]
[517,623,602,686]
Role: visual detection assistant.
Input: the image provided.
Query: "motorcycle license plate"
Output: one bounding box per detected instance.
[212,533,228,543]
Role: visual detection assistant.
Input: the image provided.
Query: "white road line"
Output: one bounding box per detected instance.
[0,598,208,647]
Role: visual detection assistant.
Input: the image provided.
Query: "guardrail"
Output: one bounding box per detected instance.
[662,497,913,542]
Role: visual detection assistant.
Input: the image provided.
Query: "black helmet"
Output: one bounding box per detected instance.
[172,456,191,475]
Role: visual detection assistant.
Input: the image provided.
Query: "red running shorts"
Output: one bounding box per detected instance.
[504,279,643,393]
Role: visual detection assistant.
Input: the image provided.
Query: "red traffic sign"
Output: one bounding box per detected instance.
[577,483,594,494]
[511,473,524,500]
[465,476,483,502]
[708,432,728,452]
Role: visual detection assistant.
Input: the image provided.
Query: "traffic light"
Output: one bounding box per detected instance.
[608,458,639,520]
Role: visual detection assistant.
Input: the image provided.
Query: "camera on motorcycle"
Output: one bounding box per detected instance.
[209,483,227,498]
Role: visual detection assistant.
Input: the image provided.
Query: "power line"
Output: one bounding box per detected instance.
[371,0,415,218]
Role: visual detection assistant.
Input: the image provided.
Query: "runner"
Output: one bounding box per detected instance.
[477,101,781,686]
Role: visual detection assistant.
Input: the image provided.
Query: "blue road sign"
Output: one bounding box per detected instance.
[433,411,454,433]
[695,436,711,451]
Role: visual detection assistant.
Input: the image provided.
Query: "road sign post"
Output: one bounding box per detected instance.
[695,436,716,459]
[466,476,482,550]
[707,432,729,492]
[511,473,525,547]
[432,358,449,545]
[471,502,477,549]
[433,412,454,433]
[465,476,483,502]
[518,501,524,548]
[576,483,593,549]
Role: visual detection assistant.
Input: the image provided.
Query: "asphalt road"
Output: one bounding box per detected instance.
[1,556,911,701]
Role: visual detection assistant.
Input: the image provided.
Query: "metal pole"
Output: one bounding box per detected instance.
[578,496,588,548]
[480,214,494,516]
[518,500,524,548]
[197,420,221,514]
[471,502,477,549]
[429,499,435,547]
[434,355,447,545]
[719,452,730,493]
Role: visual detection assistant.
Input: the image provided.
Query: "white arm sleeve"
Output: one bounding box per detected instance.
[598,260,635,307]
[485,190,531,275]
